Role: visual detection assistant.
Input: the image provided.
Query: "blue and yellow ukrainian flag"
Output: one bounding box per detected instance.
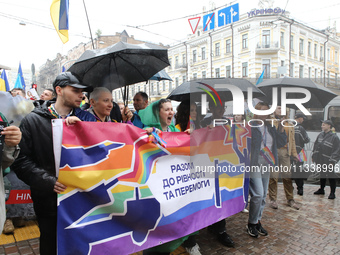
[50,0,69,44]
[0,70,10,92]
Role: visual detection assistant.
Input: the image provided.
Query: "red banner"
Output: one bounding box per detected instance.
[6,190,32,204]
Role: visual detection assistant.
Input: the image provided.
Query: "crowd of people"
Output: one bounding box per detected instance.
[0,71,339,255]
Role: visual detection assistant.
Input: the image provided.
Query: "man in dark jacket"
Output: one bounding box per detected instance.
[11,72,96,255]
[312,120,340,199]
[293,113,310,195]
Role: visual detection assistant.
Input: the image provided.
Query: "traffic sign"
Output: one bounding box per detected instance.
[188,17,201,34]
[218,3,239,27]
[203,12,215,31]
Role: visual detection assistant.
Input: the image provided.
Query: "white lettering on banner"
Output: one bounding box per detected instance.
[147,155,215,217]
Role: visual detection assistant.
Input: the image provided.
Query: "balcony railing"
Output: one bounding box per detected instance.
[256,41,279,53]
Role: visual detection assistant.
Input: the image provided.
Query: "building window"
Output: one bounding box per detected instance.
[201,47,206,60]
[335,51,338,63]
[175,77,179,87]
[290,35,294,51]
[320,46,323,61]
[193,50,197,62]
[202,71,206,79]
[215,68,220,78]
[281,60,284,66]
[320,70,323,81]
[262,59,270,79]
[327,71,330,84]
[242,34,248,49]
[308,67,311,78]
[157,82,160,94]
[308,42,311,56]
[290,63,294,77]
[182,54,186,65]
[226,39,231,53]
[315,68,318,81]
[215,42,220,56]
[262,30,270,48]
[242,62,248,77]
[151,83,154,95]
[168,58,172,68]
[327,48,330,61]
[299,65,304,78]
[193,73,197,80]
[162,81,165,91]
[144,84,146,92]
[280,31,284,48]
[182,75,186,83]
[299,38,304,55]
[314,44,318,58]
[138,85,140,92]
[336,73,338,86]
[169,81,172,91]
[226,65,231,78]
[175,56,179,67]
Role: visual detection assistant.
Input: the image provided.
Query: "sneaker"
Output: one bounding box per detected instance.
[2,219,14,234]
[241,208,249,213]
[269,200,278,209]
[287,199,300,210]
[314,189,325,195]
[328,193,336,199]
[256,221,268,236]
[185,243,201,255]
[247,223,258,238]
[217,232,235,247]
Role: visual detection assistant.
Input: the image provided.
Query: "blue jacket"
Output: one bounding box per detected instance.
[132,111,144,129]
[250,123,287,167]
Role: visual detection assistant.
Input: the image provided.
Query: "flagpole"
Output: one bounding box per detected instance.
[82,0,95,49]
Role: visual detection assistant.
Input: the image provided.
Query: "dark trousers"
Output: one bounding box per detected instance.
[320,178,337,193]
[36,214,57,255]
[209,219,226,233]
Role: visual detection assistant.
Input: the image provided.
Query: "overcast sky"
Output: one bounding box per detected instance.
[1,0,339,71]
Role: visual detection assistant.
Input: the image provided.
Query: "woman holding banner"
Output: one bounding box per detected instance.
[139,99,201,255]
[247,102,287,238]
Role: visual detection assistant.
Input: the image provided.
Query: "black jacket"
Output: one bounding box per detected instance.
[312,131,340,165]
[294,123,310,154]
[11,101,96,216]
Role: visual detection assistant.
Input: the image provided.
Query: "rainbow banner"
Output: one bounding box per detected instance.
[54,121,251,255]
[260,146,276,166]
[297,148,307,162]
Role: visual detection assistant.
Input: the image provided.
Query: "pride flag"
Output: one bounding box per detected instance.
[298,148,307,162]
[50,0,69,44]
[54,121,251,255]
[0,70,10,91]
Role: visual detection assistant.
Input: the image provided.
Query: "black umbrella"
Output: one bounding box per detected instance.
[68,41,170,91]
[257,77,338,108]
[167,78,265,102]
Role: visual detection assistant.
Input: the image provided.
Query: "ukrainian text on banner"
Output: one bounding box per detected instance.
[54,121,251,255]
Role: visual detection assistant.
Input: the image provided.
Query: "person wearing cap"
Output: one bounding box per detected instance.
[11,72,96,255]
[292,113,310,195]
[312,120,340,199]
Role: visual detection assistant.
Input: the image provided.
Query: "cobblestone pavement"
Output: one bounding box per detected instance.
[0,184,339,255]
